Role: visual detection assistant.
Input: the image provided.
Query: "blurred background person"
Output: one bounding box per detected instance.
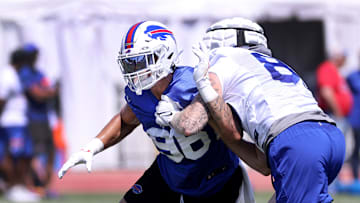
[0,48,40,202]
[343,57,360,194]
[316,47,353,193]
[18,43,59,198]
[316,48,353,129]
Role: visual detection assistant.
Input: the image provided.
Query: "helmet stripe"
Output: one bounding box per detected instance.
[125,21,144,49]
[150,29,173,35]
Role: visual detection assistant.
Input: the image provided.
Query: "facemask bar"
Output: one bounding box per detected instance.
[118,51,156,74]
[118,50,163,95]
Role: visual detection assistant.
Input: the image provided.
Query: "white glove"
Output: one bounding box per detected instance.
[155,95,181,127]
[58,138,104,179]
[192,41,218,103]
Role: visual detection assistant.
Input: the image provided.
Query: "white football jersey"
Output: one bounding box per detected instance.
[0,66,27,126]
[208,47,332,152]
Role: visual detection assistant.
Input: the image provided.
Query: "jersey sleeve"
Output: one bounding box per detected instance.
[165,67,198,108]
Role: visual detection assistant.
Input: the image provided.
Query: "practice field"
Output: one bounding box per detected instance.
[0,192,359,203]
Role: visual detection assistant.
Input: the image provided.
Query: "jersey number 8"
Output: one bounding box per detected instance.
[251,52,300,84]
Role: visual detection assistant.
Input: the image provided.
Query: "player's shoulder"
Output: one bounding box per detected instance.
[0,65,13,74]
[0,66,16,80]
[210,47,256,65]
[18,65,33,77]
[165,66,198,108]
[172,66,195,81]
[174,65,194,75]
[210,47,253,57]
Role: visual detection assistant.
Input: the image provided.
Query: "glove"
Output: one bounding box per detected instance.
[58,138,104,179]
[192,41,218,103]
[155,95,181,127]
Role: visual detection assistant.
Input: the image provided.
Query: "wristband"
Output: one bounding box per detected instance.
[196,77,218,103]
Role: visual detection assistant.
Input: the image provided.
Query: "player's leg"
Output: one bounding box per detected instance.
[348,128,360,193]
[182,166,243,203]
[122,158,180,203]
[7,126,28,185]
[20,128,35,190]
[267,121,345,203]
[350,128,360,180]
[5,126,40,201]
[0,127,15,188]
[29,121,54,191]
[44,124,55,188]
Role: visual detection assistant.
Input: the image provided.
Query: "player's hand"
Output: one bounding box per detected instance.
[192,41,210,83]
[155,95,181,127]
[58,138,104,179]
[58,150,94,179]
[192,41,218,103]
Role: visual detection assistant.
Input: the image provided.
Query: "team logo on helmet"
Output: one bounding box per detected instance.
[144,25,174,41]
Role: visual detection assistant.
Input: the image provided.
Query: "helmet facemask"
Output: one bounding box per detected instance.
[118,44,176,95]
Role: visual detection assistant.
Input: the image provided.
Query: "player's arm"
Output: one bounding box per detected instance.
[0,77,8,116]
[0,99,6,116]
[170,95,209,136]
[58,104,139,179]
[97,104,140,149]
[229,137,271,176]
[319,86,342,117]
[26,84,57,102]
[192,42,270,175]
[208,73,270,176]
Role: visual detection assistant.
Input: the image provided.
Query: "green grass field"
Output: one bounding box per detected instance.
[0,192,359,203]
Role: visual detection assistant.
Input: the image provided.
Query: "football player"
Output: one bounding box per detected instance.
[58,21,255,203]
[157,17,346,203]
[0,49,40,202]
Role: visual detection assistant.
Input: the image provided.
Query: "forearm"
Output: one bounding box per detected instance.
[207,97,242,142]
[205,73,242,142]
[230,139,270,176]
[96,113,137,149]
[28,85,56,102]
[320,87,342,117]
[0,99,5,116]
[170,95,209,136]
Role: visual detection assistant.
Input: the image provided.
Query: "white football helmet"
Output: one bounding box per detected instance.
[203,17,269,54]
[118,21,179,95]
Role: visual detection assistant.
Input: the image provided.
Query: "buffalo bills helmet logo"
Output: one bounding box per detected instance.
[131,184,143,194]
[144,25,175,41]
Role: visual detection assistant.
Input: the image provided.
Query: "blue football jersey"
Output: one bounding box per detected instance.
[125,66,239,197]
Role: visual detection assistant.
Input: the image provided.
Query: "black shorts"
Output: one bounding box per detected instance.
[124,160,243,203]
[28,121,54,157]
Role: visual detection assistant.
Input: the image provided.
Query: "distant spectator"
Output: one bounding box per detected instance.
[345,68,360,194]
[316,48,353,194]
[18,43,58,197]
[316,48,353,130]
[0,48,40,202]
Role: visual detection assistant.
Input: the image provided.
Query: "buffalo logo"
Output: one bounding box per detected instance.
[144,25,174,41]
[131,184,143,194]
